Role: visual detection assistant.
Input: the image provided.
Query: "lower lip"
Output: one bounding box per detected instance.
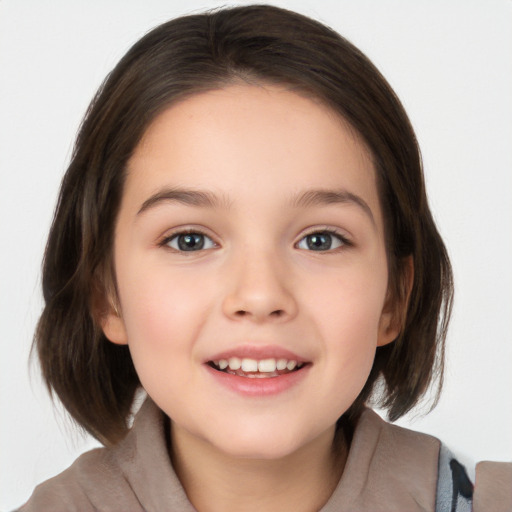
[205,364,310,397]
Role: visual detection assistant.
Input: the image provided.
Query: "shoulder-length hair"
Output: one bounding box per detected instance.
[36,4,453,445]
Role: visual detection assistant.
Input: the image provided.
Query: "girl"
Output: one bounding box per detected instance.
[11,4,511,511]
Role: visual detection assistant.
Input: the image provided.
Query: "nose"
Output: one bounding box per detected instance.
[221,248,298,323]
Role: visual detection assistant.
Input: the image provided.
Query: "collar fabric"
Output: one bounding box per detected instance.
[20,398,442,511]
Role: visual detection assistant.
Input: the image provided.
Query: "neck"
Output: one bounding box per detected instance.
[170,423,347,512]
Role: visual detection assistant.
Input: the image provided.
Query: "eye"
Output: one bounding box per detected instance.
[165,232,216,252]
[297,231,347,251]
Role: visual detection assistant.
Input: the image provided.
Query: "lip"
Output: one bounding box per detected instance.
[206,344,307,364]
[205,363,310,397]
[204,344,311,397]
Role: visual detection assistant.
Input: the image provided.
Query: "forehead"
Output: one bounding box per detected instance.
[125,84,381,224]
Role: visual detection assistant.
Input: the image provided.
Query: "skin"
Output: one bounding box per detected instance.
[102,84,403,512]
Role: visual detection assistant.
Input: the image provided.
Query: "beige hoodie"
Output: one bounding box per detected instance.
[19,399,511,511]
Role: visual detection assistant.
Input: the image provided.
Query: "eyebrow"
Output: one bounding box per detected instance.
[137,186,375,225]
[137,187,232,215]
[291,188,376,226]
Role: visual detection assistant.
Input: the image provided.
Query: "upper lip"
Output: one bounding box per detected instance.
[206,344,309,363]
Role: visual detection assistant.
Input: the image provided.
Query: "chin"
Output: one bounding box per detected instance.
[217,438,304,461]
[205,421,323,461]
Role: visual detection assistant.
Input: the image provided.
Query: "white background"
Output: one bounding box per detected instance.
[1,0,511,509]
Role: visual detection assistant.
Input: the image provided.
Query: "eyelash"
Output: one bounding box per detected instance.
[159,227,352,253]
[296,228,352,252]
[159,229,217,252]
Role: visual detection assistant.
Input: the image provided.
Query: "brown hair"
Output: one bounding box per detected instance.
[35,4,453,445]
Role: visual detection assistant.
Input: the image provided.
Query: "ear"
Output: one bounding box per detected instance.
[377,256,414,347]
[101,301,129,346]
[91,277,129,345]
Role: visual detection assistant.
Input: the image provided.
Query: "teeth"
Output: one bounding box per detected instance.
[286,360,297,371]
[276,358,287,370]
[228,357,241,370]
[215,357,303,374]
[241,358,258,372]
[258,359,277,372]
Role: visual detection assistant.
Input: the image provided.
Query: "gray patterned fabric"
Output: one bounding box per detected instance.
[435,444,473,512]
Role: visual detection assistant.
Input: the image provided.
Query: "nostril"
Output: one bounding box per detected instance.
[234,309,284,318]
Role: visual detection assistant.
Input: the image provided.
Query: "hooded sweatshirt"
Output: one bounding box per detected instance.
[18,398,512,511]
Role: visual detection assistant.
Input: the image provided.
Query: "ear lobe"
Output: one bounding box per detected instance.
[377,255,414,347]
[90,270,128,345]
[100,305,128,345]
[91,283,129,345]
[377,312,400,347]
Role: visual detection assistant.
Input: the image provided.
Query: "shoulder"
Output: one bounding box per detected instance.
[361,410,512,512]
[16,398,194,512]
[326,408,441,511]
[17,446,143,512]
[355,408,442,474]
[17,398,155,511]
[337,409,512,512]
[473,460,512,512]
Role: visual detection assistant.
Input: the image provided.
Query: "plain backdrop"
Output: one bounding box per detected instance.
[1,0,511,509]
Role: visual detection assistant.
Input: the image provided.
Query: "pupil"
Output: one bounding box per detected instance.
[178,233,204,251]
[307,233,332,251]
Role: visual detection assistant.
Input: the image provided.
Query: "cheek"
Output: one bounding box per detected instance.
[306,267,387,395]
[117,269,215,411]
[309,265,388,336]
[117,264,213,367]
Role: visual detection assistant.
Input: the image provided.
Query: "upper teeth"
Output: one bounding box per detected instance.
[213,357,301,373]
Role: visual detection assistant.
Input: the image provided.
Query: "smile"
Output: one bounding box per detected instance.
[205,346,311,396]
[209,357,305,378]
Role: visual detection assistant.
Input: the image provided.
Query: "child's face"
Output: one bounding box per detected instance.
[103,84,399,459]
